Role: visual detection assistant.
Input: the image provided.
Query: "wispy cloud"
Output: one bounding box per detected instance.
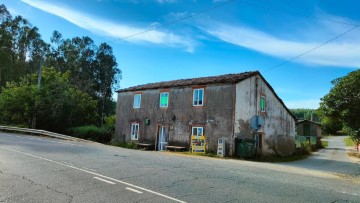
[156,0,177,4]
[202,22,360,68]
[21,0,194,52]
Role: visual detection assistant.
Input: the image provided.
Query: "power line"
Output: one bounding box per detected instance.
[263,25,360,73]
[108,0,236,43]
[236,0,359,26]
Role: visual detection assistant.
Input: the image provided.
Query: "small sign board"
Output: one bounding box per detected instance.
[191,135,206,154]
[250,115,265,130]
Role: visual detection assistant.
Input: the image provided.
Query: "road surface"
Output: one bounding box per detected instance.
[277,136,360,176]
[0,132,359,203]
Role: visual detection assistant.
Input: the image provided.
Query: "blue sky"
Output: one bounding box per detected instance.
[2,0,359,108]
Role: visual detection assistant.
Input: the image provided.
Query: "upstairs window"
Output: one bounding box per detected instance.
[133,94,141,109]
[260,96,266,112]
[159,92,169,108]
[193,88,204,106]
[131,123,139,140]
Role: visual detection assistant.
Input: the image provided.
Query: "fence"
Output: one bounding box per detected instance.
[295,135,317,148]
[0,125,89,142]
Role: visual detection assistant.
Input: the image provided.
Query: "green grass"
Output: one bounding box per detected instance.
[112,142,137,149]
[321,140,329,148]
[344,137,355,147]
[173,151,218,158]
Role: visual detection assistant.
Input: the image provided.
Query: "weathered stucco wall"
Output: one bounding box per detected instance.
[296,122,322,138]
[235,75,296,156]
[115,84,235,155]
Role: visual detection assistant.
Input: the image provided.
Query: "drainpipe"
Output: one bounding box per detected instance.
[255,76,259,149]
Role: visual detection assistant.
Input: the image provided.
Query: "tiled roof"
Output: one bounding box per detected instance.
[117,71,259,93]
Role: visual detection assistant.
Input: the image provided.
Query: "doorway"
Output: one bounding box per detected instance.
[157,126,168,151]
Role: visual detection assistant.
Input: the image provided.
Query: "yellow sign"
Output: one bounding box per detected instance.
[191,135,206,154]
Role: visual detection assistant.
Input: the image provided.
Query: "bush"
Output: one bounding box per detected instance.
[113,142,137,149]
[294,143,313,155]
[67,125,112,144]
[103,115,116,132]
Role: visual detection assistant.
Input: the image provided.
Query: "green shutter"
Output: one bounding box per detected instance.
[260,97,265,112]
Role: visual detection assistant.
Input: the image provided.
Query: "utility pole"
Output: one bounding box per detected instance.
[31,57,44,129]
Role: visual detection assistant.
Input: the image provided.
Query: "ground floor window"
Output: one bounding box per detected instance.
[131,123,139,140]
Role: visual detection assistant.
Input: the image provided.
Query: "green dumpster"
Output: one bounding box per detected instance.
[235,138,256,158]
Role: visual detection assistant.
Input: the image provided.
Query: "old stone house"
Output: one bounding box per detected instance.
[115,71,296,156]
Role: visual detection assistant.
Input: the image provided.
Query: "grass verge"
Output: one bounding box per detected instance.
[321,140,329,148]
[249,154,309,162]
[344,137,355,147]
[347,152,360,159]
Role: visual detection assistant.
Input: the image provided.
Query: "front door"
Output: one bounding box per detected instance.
[158,126,168,151]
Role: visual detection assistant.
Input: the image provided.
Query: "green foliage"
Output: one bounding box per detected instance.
[294,142,314,156]
[0,67,98,132]
[113,142,137,149]
[0,81,35,126]
[318,116,343,135]
[344,136,355,147]
[0,4,121,126]
[104,115,116,129]
[319,70,360,144]
[290,109,320,122]
[0,5,48,87]
[321,140,329,148]
[67,125,112,144]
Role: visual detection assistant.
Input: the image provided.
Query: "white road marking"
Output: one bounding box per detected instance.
[93,176,116,185]
[0,147,187,203]
[83,167,96,172]
[126,187,143,194]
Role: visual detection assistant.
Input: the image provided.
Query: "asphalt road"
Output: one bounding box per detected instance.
[0,132,359,203]
[277,136,360,176]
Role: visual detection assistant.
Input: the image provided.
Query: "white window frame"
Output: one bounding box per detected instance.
[133,94,141,109]
[159,92,169,108]
[193,88,204,106]
[260,96,266,112]
[192,126,204,136]
[131,123,139,140]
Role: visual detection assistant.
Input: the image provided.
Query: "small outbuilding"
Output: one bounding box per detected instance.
[295,120,322,147]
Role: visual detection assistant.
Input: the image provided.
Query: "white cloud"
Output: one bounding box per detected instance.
[21,0,194,52]
[202,22,360,68]
[284,99,320,109]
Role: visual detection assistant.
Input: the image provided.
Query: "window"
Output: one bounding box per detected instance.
[159,92,169,108]
[192,126,204,137]
[131,123,139,140]
[133,94,141,108]
[193,88,204,106]
[260,96,266,112]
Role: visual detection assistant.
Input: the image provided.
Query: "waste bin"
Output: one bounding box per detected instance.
[235,138,256,158]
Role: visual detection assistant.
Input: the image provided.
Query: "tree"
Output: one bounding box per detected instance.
[0,4,121,127]
[94,43,121,125]
[290,108,320,122]
[0,4,48,88]
[319,70,360,150]
[46,32,121,125]
[0,67,98,132]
